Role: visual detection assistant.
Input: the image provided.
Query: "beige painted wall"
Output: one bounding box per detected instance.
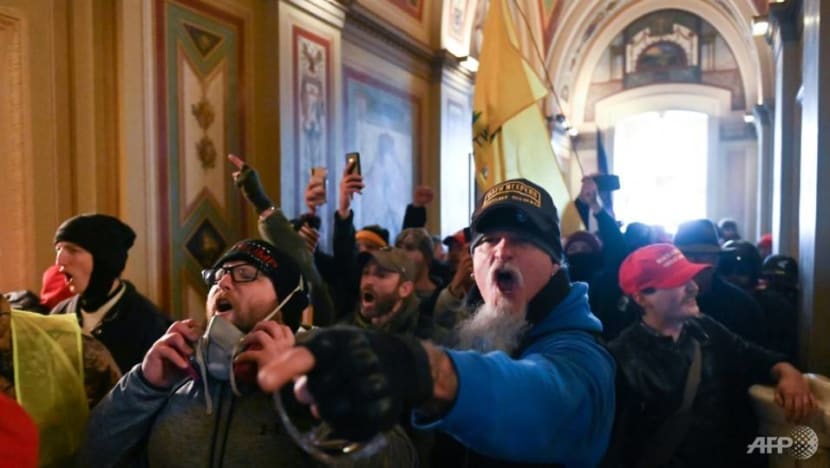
[0,0,74,293]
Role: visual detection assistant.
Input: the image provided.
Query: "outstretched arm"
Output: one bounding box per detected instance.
[258,328,615,464]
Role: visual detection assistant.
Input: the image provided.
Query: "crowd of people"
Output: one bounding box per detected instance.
[0,155,817,467]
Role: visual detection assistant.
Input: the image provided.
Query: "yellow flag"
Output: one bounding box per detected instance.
[472,0,571,210]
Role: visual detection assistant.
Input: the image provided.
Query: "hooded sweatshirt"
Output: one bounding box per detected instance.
[413,282,616,467]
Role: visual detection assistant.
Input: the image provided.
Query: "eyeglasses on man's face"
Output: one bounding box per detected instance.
[201,263,260,286]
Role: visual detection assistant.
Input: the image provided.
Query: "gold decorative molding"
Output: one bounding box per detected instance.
[191,97,217,169]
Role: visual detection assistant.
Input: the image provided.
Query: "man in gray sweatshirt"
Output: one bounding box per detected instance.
[78,239,416,467]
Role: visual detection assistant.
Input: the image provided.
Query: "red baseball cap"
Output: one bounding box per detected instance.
[619,243,710,295]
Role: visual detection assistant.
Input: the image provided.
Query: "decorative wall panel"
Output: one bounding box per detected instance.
[357,0,436,47]
[441,0,477,57]
[293,27,332,197]
[155,0,246,318]
[440,83,474,237]
[388,0,424,20]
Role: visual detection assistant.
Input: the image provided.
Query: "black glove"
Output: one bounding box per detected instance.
[234,164,274,213]
[300,326,433,441]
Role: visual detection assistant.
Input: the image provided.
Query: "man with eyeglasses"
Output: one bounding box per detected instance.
[79,238,418,466]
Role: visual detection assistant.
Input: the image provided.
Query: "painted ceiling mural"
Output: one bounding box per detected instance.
[545,0,764,110]
[583,9,745,121]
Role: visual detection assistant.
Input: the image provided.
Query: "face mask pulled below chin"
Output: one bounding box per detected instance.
[193,276,306,412]
[199,315,245,381]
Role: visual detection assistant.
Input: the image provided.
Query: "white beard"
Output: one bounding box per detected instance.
[455,301,530,354]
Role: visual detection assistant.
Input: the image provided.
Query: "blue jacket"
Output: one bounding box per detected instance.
[414,282,616,467]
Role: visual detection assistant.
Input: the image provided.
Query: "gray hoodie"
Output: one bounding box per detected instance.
[79,366,417,467]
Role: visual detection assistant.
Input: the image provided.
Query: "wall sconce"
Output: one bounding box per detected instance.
[551,113,579,137]
[459,56,479,73]
[752,15,770,37]
[743,113,756,124]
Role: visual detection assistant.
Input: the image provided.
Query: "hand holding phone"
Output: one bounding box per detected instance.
[308,167,328,207]
[593,174,620,192]
[339,153,365,216]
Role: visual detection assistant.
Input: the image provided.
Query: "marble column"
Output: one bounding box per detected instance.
[770,0,802,257]
[797,0,830,374]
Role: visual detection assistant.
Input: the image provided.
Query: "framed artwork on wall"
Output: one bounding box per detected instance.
[343,67,420,239]
[388,0,424,21]
[357,0,436,47]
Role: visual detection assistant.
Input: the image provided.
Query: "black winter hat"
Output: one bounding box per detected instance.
[673,219,728,255]
[54,214,136,277]
[210,239,309,329]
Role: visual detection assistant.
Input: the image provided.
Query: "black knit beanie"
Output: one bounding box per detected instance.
[54,214,136,310]
[211,239,309,330]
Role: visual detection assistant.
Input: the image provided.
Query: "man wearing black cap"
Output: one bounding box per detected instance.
[80,238,417,466]
[258,178,616,466]
[51,214,170,372]
[673,219,766,345]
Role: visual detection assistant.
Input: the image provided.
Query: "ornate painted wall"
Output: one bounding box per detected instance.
[154,0,248,319]
[277,2,342,251]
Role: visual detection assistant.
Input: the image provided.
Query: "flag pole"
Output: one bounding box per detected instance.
[510,0,586,178]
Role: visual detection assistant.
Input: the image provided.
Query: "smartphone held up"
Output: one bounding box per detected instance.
[345,152,361,176]
[309,167,327,206]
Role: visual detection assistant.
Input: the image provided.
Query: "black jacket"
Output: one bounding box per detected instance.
[605,315,785,467]
[588,209,640,341]
[51,281,170,373]
[697,274,766,346]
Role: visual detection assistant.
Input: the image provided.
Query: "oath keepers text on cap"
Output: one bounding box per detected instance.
[482,181,542,208]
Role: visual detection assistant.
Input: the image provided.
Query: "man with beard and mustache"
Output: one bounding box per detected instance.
[345,247,426,336]
[51,214,170,373]
[258,178,617,467]
[604,243,815,468]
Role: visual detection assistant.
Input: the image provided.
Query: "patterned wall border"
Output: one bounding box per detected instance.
[388,0,425,22]
[154,0,246,313]
[292,25,333,215]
